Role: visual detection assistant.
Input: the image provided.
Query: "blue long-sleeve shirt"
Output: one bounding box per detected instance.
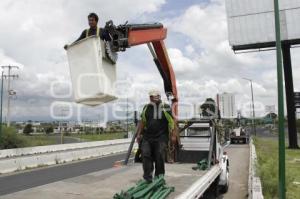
[75,27,110,42]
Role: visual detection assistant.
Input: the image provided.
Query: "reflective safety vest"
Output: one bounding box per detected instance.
[141,103,175,132]
[85,28,100,38]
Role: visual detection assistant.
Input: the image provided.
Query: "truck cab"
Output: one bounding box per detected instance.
[230,127,249,144]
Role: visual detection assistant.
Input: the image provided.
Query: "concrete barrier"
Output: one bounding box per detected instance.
[0,138,132,159]
[0,139,137,174]
[248,139,264,199]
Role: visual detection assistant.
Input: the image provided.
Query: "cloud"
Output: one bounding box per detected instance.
[0,0,166,121]
[0,50,24,69]
[168,48,199,74]
[0,0,299,121]
[163,0,300,115]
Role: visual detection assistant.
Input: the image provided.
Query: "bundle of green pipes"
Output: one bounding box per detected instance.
[113,175,174,199]
[192,159,208,171]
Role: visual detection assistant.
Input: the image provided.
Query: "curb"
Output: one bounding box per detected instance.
[248,138,264,199]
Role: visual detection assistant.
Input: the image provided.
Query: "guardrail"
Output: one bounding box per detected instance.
[248,139,264,199]
[0,139,137,174]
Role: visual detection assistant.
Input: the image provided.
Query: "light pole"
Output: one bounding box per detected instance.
[243,78,256,136]
[0,71,4,136]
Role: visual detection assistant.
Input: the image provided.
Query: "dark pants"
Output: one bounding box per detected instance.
[141,139,166,181]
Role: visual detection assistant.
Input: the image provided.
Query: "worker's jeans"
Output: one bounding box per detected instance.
[141,139,166,181]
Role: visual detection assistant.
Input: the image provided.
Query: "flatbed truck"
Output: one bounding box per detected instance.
[100,119,229,199]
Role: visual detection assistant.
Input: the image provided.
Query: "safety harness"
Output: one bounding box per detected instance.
[141,103,174,133]
[141,103,178,162]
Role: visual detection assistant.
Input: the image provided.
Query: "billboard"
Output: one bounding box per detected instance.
[225,0,300,50]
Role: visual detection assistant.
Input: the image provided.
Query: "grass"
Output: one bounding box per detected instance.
[254,137,300,199]
[0,127,57,149]
[67,132,127,141]
[0,125,128,149]
[19,135,57,147]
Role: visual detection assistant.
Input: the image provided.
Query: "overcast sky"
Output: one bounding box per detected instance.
[0,0,299,122]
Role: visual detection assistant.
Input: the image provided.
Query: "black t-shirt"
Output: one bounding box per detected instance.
[75,27,110,42]
[142,102,172,142]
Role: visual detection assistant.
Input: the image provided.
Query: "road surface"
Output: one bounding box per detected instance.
[0,144,250,198]
[222,144,249,199]
[0,153,127,196]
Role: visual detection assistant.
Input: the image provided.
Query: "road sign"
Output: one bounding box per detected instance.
[295,92,300,108]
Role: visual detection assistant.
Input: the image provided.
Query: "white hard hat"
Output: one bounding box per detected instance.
[148,89,161,96]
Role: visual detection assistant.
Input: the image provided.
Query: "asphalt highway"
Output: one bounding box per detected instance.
[0,153,127,196]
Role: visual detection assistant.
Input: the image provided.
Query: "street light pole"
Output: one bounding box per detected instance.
[250,80,256,136]
[243,78,256,136]
[0,71,4,136]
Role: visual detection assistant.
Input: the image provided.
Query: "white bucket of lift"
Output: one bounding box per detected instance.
[66,36,117,106]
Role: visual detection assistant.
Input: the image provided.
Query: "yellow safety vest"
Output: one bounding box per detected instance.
[85,28,100,38]
[141,103,175,133]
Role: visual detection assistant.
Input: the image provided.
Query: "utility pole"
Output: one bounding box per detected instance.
[59,107,68,144]
[1,66,19,127]
[274,0,286,198]
[243,78,256,136]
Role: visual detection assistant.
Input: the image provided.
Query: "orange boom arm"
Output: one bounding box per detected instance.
[104,21,178,117]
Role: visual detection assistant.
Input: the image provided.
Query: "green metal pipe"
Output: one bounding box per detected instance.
[133,178,164,198]
[157,187,174,199]
[273,0,286,198]
[149,186,164,199]
[144,188,155,199]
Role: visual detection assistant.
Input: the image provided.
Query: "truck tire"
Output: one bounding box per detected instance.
[219,181,229,193]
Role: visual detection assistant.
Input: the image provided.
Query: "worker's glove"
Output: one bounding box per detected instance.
[64,44,69,50]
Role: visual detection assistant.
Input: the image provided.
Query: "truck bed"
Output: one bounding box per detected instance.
[96,163,220,199]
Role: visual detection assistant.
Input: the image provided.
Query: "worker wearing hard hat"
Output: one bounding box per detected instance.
[136,89,175,183]
[64,12,110,49]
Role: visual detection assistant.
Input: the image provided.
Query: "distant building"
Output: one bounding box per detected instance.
[217,92,236,118]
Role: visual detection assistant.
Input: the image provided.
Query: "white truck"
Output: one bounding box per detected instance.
[230,127,249,144]
[96,119,229,199]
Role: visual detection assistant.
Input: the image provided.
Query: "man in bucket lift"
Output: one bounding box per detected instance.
[136,89,176,183]
[64,12,110,49]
